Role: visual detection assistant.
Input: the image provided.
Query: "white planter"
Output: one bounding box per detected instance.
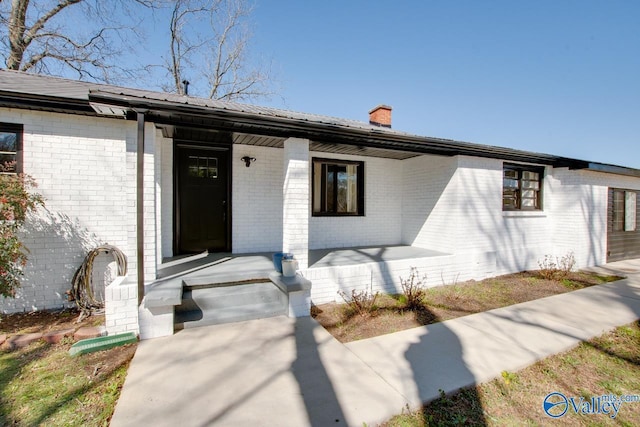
[281,259,298,277]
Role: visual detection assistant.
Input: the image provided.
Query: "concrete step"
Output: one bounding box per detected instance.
[175,282,287,329]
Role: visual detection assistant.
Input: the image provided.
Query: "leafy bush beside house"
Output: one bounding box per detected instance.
[0,169,44,297]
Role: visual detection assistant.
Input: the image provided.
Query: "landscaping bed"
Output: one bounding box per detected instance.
[312,270,622,343]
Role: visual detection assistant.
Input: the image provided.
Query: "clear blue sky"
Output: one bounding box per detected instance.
[242,1,640,169]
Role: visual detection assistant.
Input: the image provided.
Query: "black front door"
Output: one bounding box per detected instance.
[176,145,230,253]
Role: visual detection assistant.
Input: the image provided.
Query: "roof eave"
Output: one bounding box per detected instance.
[581,162,640,178]
[0,90,94,114]
[88,90,585,167]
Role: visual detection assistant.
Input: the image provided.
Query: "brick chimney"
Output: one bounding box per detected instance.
[369,105,392,128]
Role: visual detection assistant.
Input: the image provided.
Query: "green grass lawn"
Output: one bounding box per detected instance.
[0,338,136,426]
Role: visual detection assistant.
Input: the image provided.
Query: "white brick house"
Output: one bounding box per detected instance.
[1,70,639,338]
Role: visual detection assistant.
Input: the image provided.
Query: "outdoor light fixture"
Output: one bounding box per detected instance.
[241,156,256,167]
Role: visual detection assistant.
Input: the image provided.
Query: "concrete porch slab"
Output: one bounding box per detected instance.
[157,246,450,278]
[158,252,275,281]
[308,245,450,268]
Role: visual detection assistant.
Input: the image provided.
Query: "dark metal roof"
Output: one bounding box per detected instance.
[1,70,639,177]
[86,88,592,167]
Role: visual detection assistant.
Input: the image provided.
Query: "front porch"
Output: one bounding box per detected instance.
[158,244,450,279]
[135,244,482,339]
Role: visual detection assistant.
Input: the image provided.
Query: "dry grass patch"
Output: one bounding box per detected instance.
[313,270,621,343]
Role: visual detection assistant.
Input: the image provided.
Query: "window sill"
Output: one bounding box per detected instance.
[311,213,364,218]
[502,210,547,218]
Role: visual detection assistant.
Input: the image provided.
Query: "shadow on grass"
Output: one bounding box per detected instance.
[582,320,640,367]
[416,387,486,426]
[0,340,131,426]
[0,343,49,426]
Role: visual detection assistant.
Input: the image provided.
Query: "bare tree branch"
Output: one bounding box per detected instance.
[164,0,275,101]
[1,0,157,82]
[1,0,277,98]
[23,0,82,49]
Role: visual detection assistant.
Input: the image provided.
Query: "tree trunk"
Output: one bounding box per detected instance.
[6,0,28,70]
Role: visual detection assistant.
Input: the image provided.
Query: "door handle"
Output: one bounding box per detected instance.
[222,200,227,222]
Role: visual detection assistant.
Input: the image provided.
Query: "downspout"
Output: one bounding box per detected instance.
[135,109,147,305]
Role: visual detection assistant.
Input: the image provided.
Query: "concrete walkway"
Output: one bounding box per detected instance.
[110,260,640,427]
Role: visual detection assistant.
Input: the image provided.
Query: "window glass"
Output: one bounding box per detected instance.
[625,191,637,232]
[613,190,625,231]
[0,130,18,173]
[312,158,364,216]
[326,165,335,212]
[188,156,218,179]
[503,165,543,210]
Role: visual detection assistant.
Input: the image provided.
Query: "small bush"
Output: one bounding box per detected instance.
[337,288,379,317]
[537,255,558,280]
[537,251,575,280]
[0,170,44,297]
[400,267,427,310]
[559,251,576,275]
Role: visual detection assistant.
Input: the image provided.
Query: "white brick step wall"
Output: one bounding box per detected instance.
[174,282,288,329]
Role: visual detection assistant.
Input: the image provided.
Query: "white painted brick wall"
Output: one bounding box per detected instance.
[309,152,403,249]
[142,121,157,280]
[549,167,640,267]
[105,277,139,335]
[288,289,311,317]
[159,133,174,259]
[232,144,283,253]
[403,155,553,275]
[401,155,458,253]
[303,253,472,304]
[0,108,137,313]
[5,106,640,321]
[453,156,553,274]
[309,154,640,303]
[283,138,310,268]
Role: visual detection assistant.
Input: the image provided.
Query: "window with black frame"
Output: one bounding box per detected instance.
[312,158,364,216]
[503,164,544,210]
[0,123,22,174]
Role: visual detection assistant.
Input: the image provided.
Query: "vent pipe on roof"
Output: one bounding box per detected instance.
[182,80,190,96]
[369,105,392,128]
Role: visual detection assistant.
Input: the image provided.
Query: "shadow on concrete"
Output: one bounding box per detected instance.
[403,308,487,425]
[291,317,347,426]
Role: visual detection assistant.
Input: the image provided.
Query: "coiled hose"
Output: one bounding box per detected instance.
[69,244,128,320]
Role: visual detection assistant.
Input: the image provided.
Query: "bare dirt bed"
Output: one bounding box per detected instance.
[0,307,102,335]
[312,271,621,343]
[0,308,136,392]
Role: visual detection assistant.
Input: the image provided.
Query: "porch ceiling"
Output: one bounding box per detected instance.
[233,132,420,160]
[162,126,421,160]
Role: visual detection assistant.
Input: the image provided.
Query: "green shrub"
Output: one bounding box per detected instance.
[0,170,44,297]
